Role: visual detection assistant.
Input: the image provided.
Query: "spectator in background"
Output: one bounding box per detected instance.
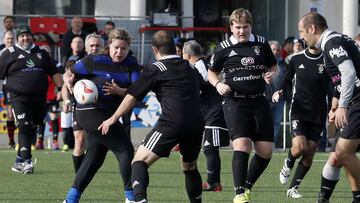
[267,40,287,149]
[61,36,86,170]
[175,42,183,57]
[281,36,295,59]
[101,21,115,45]
[285,38,305,64]
[0,16,16,47]
[1,30,16,149]
[35,45,63,150]
[85,33,103,55]
[62,17,87,63]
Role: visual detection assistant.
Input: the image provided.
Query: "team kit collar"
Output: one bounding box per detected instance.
[230,34,256,45]
[159,55,180,60]
[315,28,333,50]
[15,43,36,53]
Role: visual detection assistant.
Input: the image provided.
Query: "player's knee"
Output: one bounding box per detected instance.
[17,120,34,134]
[203,146,219,155]
[182,160,197,171]
[292,142,306,156]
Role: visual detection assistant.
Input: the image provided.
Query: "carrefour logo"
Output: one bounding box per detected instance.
[241,57,255,66]
[329,46,348,58]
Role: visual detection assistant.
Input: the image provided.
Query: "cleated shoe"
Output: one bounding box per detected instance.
[11,162,24,173]
[35,139,44,150]
[31,144,36,151]
[22,160,34,174]
[202,182,222,192]
[8,143,16,150]
[125,189,135,203]
[317,192,329,203]
[53,140,60,150]
[62,144,69,152]
[279,159,292,184]
[233,193,250,203]
[244,189,251,201]
[287,187,302,198]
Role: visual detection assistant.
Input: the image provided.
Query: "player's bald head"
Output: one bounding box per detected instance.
[300,12,328,32]
[152,30,176,55]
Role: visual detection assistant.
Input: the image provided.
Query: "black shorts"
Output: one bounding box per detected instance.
[290,119,323,142]
[72,109,83,131]
[11,100,47,127]
[331,129,360,152]
[75,108,134,152]
[142,121,203,163]
[222,96,274,142]
[47,100,60,113]
[203,127,229,147]
[341,102,360,139]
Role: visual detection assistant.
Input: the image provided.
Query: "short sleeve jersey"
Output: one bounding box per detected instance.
[127,56,203,126]
[0,45,58,102]
[210,34,277,95]
[71,54,140,112]
[285,49,330,125]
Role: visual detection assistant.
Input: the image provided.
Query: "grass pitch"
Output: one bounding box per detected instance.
[0,149,354,203]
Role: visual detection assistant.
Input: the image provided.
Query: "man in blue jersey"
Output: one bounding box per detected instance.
[63,28,140,203]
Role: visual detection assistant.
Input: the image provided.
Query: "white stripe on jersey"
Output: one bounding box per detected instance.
[145,131,162,151]
[153,62,167,72]
[224,40,231,47]
[257,36,265,43]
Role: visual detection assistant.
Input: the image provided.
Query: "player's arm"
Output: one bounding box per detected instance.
[264,64,278,84]
[98,94,137,135]
[334,59,355,128]
[208,69,231,96]
[61,84,72,113]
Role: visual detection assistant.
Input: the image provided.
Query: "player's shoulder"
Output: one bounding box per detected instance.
[322,31,344,49]
[148,60,168,72]
[252,34,268,44]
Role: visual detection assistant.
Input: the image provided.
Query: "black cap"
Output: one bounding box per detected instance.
[16,26,32,39]
[293,38,305,48]
[284,36,295,45]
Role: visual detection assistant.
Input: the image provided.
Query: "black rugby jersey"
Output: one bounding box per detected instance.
[210,34,277,95]
[194,59,226,127]
[127,55,203,125]
[0,44,58,101]
[285,49,330,125]
[318,30,360,105]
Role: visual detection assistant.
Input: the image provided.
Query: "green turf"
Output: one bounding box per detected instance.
[0,149,354,202]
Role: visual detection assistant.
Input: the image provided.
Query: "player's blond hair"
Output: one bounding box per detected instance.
[229,8,252,26]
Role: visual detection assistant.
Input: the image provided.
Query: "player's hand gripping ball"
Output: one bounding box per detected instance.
[73,79,98,105]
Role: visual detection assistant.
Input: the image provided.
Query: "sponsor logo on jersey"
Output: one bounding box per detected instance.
[329,46,348,58]
[18,54,25,59]
[36,53,42,59]
[17,113,26,120]
[252,46,261,55]
[298,64,305,69]
[204,140,210,146]
[241,57,255,66]
[26,59,35,67]
[228,50,238,57]
[233,74,262,81]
